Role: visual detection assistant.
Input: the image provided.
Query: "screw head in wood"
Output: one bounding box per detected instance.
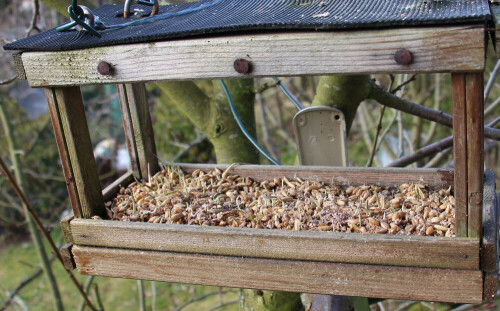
[234,59,251,74]
[97,61,112,76]
[394,49,413,65]
[469,192,483,205]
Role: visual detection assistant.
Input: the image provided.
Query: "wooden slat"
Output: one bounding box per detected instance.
[177,163,454,189]
[117,84,140,175]
[119,83,159,179]
[22,26,485,87]
[73,246,484,303]
[60,212,74,244]
[12,52,26,80]
[60,243,76,271]
[70,219,479,270]
[52,87,105,218]
[45,88,81,217]
[483,272,498,302]
[481,170,498,273]
[451,73,468,237]
[102,171,134,202]
[466,72,484,238]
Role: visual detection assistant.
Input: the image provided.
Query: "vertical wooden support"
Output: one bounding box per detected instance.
[45,87,105,218]
[46,88,81,217]
[451,73,468,237]
[117,83,160,179]
[465,72,484,238]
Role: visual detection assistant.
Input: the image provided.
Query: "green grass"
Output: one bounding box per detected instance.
[0,228,238,311]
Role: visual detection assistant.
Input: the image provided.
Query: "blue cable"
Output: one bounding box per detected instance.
[273,77,304,110]
[219,80,281,166]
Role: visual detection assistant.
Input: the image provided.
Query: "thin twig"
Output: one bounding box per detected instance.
[366,75,397,166]
[257,90,279,160]
[151,281,156,311]
[484,60,500,103]
[388,115,500,167]
[26,0,40,36]
[0,269,43,311]
[206,299,239,311]
[369,81,500,141]
[138,280,146,311]
[79,276,95,311]
[0,76,16,86]
[93,284,104,311]
[0,156,99,311]
[173,290,236,311]
[390,74,417,94]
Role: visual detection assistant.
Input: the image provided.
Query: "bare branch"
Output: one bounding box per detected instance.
[0,76,17,86]
[369,81,500,141]
[0,157,99,311]
[388,115,500,167]
[484,59,500,103]
[26,0,41,36]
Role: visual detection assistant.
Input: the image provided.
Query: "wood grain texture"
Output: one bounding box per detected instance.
[70,218,479,270]
[72,246,484,303]
[60,243,76,271]
[466,72,484,238]
[102,171,134,201]
[177,163,454,189]
[483,272,498,302]
[60,212,74,244]
[481,170,498,273]
[12,52,26,80]
[53,87,105,218]
[122,83,160,179]
[117,84,140,175]
[451,73,468,237]
[45,88,81,217]
[22,26,485,87]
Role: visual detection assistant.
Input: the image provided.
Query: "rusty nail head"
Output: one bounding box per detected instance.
[97,61,111,76]
[469,192,483,205]
[234,59,251,74]
[394,49,413,65]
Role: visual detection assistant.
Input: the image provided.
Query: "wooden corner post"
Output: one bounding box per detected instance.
[451,72,484,238]
[117,83,160,180]
[45,87,105,218]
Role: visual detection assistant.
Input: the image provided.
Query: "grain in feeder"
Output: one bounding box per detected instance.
[4,0,499,304]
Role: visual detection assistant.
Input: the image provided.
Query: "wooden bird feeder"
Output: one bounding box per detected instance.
[5,0,499,304]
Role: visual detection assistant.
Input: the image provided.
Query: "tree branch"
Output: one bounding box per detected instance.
[387,115,500,167]
[156,81,211,132]
[369,81,500,141]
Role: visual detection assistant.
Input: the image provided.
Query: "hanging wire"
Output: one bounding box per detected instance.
[219,80,281,165]
[272,77,304,110]
[57,0,223,37]
[106,0,224,29]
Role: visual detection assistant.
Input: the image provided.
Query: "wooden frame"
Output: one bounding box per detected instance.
[14,21,491,303]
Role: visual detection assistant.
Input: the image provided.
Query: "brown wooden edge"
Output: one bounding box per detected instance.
[60,212,74,244]
[70,218,480,270]
[45,88,81,217]
[117,83,159,180]
[179,163,454,188]
[117,84,140,176]
[482,170,498,301]
[53,87,105,218]
[451,73,468,237]
[72,245,484,304]
[102,171,134,202]
[466,72,484,238]
[12,52,27,80]
[60,243,76,271]
[483,272,498,302]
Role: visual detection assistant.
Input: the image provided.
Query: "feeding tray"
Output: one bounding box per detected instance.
[5,0,498,304]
